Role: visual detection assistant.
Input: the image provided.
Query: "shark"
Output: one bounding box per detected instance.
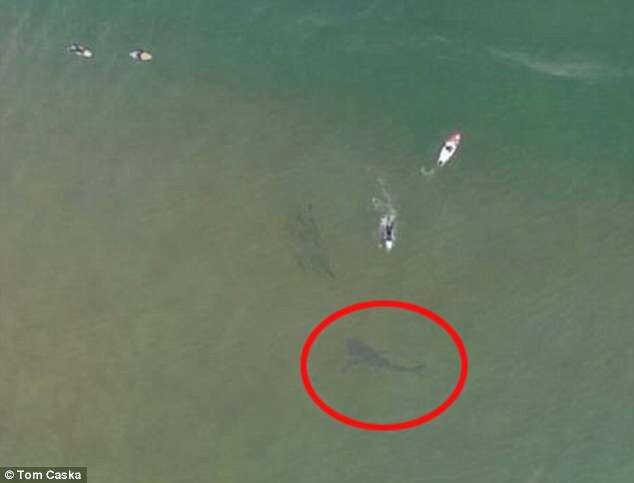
[344,337,424,375]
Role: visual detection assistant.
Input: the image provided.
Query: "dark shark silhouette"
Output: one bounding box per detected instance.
[345,337,424,374]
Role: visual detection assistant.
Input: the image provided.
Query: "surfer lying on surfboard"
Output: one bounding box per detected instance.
[129,49,153,61]
[420,131,462,175]
[379,214,396,252]
[437,132,461,167]
[67,43,93,59]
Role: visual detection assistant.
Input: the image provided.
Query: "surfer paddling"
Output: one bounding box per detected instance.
[129,49,153,62]
[437,132,461,167]
[67,43,93,59]
[379,214,396,252]
[420,131,462,174]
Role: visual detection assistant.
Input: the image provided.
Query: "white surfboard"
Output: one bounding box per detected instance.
[437,132,461,167]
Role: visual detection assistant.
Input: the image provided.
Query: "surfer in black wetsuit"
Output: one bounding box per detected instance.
[385,219,394,242]
[380,215,396,251]
[67,43,93,58]
[130,49,153,61]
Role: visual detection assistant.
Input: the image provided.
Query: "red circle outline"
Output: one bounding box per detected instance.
[300,300,468,431]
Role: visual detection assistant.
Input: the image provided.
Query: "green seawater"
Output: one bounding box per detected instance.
[1,1,633,481]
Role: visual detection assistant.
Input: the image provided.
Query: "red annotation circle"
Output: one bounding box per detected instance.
[300,300,468,431]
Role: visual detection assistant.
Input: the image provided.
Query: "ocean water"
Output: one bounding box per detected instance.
[0,1,633,481]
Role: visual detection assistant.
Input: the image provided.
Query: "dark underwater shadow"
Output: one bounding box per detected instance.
[286,202,335,280]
